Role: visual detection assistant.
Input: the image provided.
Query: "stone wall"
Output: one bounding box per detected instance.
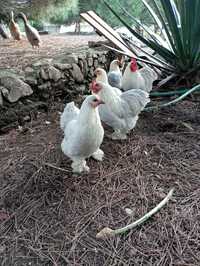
[0,49,114,132]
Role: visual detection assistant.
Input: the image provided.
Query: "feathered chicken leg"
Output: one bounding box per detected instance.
[92,149,104,161]
[71,158,90,173]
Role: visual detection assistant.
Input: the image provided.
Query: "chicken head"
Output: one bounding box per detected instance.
[90,80,103,94]
[89,95,104,108]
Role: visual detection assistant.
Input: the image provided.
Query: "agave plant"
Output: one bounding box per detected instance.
[104,0,200,85]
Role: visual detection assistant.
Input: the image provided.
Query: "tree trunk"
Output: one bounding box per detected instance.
[0,24,9,39]
[74,20,80,34]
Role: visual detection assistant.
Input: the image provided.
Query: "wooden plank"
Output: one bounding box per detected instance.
[80,11,168,70]
[87,11,126,45]
[80,11,135,58]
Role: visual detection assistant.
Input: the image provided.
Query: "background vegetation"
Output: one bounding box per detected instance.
[0,0,154,27]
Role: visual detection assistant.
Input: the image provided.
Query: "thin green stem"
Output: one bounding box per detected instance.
[96,188,174,239]
[145,84,200,111]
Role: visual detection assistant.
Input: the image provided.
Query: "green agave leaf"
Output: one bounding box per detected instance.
[150,0,177,54]
[103,1,176,63]
[119,5,161,45]
[160,0,185,60]
[102,0,200,75]
[141,0,172,50]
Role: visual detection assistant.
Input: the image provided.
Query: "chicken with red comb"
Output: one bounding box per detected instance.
[122,58,157,92]
[90,80,150,140]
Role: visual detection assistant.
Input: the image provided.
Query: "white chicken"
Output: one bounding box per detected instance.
[108,59,122,89]
[60,95,105,173]
[90,80,150,140]
[122,58,157,92]
[94,68,121,96]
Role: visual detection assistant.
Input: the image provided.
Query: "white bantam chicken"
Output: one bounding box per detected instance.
[18,12,41,48]
[90,80,150,140]
[60,95,105,173]
[95,68,121,96]
[122,58,157,92]
[108,59,122,88]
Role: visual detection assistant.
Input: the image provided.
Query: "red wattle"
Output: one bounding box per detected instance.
[130,63,138,72]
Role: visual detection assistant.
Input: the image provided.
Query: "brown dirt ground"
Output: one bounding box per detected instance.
[0,98,200,265]
[0,34,104,71]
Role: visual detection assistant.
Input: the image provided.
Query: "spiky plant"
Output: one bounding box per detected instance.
[104,0,200,86]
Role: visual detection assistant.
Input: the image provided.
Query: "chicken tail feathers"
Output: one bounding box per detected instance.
[139,67,158,92]
[121,89,150,116]
[60,102,79,131]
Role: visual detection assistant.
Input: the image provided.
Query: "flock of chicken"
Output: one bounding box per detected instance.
[60,58,157,173]
[9,11,41,47]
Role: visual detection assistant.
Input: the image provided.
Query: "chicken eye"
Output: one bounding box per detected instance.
[93,99,98,102]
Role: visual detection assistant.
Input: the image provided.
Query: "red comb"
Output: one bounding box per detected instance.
[130,58,138,72]
[89,79,96,91]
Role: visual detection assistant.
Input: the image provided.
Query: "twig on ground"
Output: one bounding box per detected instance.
[43,162,70,173]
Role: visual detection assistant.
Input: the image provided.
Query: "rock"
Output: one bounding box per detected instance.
[89,67,94,77]
[40,68,49,80]
[93,59,99,68]
[54,63,72,71]
[24,67,34,74]
[87,57,93,67]
[101,55,106,64]
[23,115,30,122]
[0,77,33,103]
[76,85,86,92]
[33,58,52,67]
[70,64,84,83]
[62,54,78,64]
[0,69,25,80]
[1,87,9,98]
[0,89,3,106]
[38,82,51,91]
[25,77,38,86]
[86,51,92,57]
[83,60,88,77]
[48,66,62,82]
[78,54,86,60]
[40,66,62,82]
[78,60,84,73]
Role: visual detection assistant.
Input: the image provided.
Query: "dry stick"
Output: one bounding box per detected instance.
[96,188,174,239]
[43,162,70,173]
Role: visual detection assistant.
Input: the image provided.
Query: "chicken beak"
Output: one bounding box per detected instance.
[97,99,105,105]
[91,99,104,108]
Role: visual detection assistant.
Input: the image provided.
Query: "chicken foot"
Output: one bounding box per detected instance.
[71,159,90,173]
[92,149,104,161]
[110,130,127,140]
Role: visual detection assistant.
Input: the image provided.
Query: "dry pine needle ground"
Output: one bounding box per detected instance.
[0,98,200,265]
